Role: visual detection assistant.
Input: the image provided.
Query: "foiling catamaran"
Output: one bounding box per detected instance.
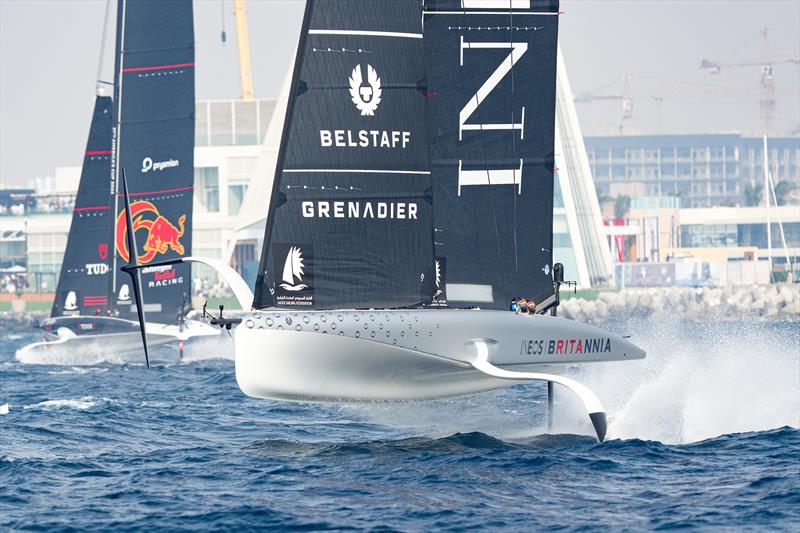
[17,0,220,361]
[122,0,645,440]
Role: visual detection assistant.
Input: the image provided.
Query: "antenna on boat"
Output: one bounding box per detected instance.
[119,168,151,368]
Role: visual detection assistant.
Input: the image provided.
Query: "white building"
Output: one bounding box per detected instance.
[0,98,277,291]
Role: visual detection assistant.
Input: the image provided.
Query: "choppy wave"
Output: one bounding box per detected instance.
[2,319,799,531]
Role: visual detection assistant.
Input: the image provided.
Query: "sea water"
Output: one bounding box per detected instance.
[1,319,798,531]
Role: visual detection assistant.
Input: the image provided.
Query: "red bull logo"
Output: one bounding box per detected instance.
[116,201,186,264]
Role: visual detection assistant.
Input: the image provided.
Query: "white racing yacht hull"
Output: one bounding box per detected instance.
[16,316,219,363]
[234,308,645,440]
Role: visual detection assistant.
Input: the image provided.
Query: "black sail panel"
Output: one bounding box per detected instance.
[423,0,559,309]
[52,96,115,317]
[112,0,195,324]
[254,0,435,310]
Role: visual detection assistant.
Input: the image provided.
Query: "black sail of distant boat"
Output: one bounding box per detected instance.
[423,0,560,308]
[111,0,195,324]
[52,96,114,318]
[254,0,435,309]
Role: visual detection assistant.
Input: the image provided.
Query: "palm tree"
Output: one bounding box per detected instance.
[743,182,763,207]
[774,181,798,206]
[614,195,631,220]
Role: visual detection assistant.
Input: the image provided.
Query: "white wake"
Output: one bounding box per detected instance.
[570,319,800,444]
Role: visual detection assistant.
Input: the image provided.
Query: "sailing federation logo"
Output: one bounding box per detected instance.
[280,247,308,292]
[115,201,186,265]
[118,284,131,302]
[64,291,78,311]
[349,64,382,116]
[273,243,314,307]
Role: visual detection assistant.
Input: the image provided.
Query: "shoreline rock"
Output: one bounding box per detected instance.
[560,284,799,324]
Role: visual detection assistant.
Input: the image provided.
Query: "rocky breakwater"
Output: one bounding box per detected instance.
[559,285,800,325]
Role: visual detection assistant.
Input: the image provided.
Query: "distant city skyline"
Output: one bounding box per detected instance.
[1,0,798,187]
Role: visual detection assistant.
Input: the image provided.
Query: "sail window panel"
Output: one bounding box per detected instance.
[445,284,493,303]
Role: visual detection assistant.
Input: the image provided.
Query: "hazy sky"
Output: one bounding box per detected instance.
[1,0,798,187]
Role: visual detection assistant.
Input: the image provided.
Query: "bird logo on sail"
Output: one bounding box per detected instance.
[279,247,308,292]
[349,64,382,116]
[64,290,78,311]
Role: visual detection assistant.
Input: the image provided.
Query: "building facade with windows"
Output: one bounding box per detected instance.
[0,99,277,291]
[586,134,800,208]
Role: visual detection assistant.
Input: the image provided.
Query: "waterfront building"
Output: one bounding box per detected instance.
[586,134,800,208]
[0,99,276,292]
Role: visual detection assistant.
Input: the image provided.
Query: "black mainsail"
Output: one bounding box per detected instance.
[111,0,195,324]
[254,0,435,309]
[423,0,560,309]
[52,96,114,318]
[254,0,559,311]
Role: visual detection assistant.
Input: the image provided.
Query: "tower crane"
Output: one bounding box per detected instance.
[220,0,255,100]
[234,0,255,100]
[700,28,799,133]
[573,76,637,133]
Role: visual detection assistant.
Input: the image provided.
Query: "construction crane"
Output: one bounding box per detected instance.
[573,76,636,133]
[234,0,255,100]
[221,0,255,100]
[700,28,799,133]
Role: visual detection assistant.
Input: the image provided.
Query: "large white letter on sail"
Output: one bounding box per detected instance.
[458,37,527,195]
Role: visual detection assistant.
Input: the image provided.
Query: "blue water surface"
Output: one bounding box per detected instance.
[1,323,799,531]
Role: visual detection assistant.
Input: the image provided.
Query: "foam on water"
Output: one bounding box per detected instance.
[179,333,234,362]
[22,395,106,411]
[14,335,180,366]
[343,319,800,445]
[571,319,800,444]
